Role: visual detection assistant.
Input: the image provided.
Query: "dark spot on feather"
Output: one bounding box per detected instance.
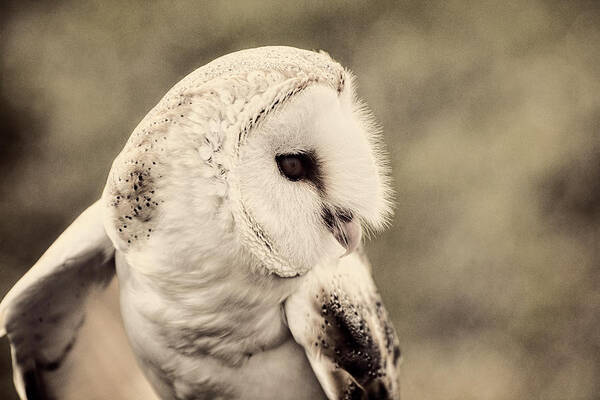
[343,382,363,400]
[43,360,60,371]
[38,336,76,372]
[23,369,47,400]
[365,379,389,399]
[320,295,382,384]
[393,345,401,365]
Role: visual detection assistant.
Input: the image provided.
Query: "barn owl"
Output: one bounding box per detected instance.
[0,46,401,400]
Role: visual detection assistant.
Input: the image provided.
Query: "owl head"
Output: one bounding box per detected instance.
[103,46,392,278]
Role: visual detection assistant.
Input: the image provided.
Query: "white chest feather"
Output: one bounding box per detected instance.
[115,252,325,400]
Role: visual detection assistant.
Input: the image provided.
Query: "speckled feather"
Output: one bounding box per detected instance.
[286,252,401,399]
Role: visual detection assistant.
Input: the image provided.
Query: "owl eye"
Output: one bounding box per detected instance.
[276,153,312,181]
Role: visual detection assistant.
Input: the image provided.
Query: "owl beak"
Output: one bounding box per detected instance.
[333,219,362,258]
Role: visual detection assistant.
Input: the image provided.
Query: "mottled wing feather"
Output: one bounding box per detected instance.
[285,251,401,400]
[0,201,155,399]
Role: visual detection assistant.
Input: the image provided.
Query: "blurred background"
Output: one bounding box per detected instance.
[1,1,599,398]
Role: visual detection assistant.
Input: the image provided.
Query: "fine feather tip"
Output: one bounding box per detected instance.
[0,313,6,337]
[0,296,8,337]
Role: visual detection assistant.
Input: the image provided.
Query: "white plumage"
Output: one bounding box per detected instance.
[0,46,400,399]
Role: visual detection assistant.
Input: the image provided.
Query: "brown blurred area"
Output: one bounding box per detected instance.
[1,1,600,398]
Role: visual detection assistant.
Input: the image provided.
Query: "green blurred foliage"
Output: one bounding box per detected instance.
[1,1,600,398]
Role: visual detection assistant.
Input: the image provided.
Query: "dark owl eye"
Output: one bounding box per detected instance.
[275,152,323,189]
[276,154,307,181]
[276,153,314,181]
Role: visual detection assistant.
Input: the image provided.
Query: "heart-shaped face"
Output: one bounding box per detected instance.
[102,46,392,278]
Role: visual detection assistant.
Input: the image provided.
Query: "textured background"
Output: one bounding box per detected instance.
[1,1,600,399]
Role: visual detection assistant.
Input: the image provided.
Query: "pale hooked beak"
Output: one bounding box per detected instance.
[322,207,362,258]
[333,218,362,257]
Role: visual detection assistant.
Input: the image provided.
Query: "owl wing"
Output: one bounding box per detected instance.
[0,201,156,400]
[285,249,401,400]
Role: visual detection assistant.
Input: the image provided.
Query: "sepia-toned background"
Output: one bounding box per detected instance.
[1,1,599,398]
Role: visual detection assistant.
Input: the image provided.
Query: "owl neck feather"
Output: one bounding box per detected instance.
[117,249,303,366]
